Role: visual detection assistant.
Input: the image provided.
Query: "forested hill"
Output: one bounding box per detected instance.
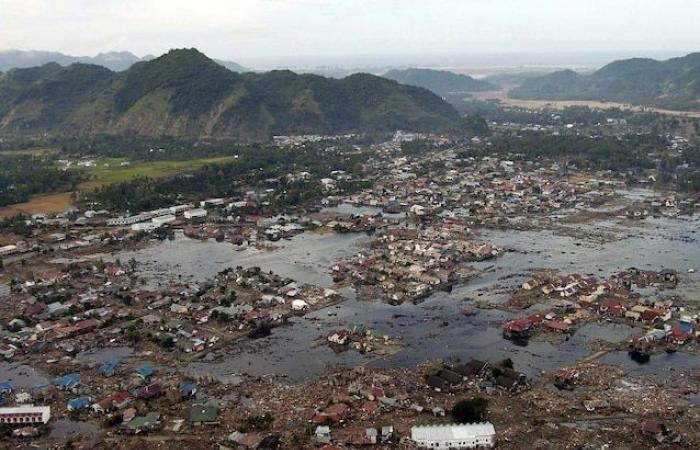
[383,68,497,95]
[510,52,700,111]
[0,49,462,140]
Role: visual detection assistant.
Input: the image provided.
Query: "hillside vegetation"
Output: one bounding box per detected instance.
[383,68,497,95]
[0,49,462,140]
[510,53,700,111]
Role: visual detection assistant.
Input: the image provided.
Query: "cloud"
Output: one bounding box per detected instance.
[0,0,698,64]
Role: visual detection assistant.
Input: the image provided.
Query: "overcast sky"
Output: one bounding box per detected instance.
[1,0,699,67]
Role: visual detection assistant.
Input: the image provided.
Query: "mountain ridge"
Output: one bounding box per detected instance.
[0,48,247,72]
[0,48,462,139]
[510,52,700,111]
[383,68,497,95]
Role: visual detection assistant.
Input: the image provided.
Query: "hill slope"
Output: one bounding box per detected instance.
[0,49,247,72]
[510,52,700,110]
[383,68,497,95]
[0,49,461,139]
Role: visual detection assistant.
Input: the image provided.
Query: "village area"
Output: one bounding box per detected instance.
[1,116,700,450]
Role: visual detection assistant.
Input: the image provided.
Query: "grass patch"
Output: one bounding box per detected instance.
[84,155,236,187]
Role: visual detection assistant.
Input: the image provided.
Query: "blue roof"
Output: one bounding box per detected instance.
[0,381,12,393]
[135,363,154,378]
[56,373,80,389]
[101,357,121,377]
[31,384,50,393]
[180,381,198,394]
[68,396,91,410]
[678,322,694,333]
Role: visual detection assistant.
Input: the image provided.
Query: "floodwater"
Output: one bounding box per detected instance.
[601,351,700,375]
[114,202,700,382]
[49,419,101,438]
[0,362,50,389]
[115,230,366,288]
[76,346,134,364]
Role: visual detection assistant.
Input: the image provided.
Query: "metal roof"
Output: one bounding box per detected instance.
[411,423,495,441]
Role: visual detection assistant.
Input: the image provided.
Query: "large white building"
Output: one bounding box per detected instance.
[184,208,207,219]
[411,423,496,449]
[0,405,51,425]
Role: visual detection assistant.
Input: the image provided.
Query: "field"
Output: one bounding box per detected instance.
[472,90,700,118]
[0,155,237,217]
[81,155,236,188]
[0,192,74,219]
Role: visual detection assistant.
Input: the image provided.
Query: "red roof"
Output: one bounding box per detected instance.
[545,321,570,332]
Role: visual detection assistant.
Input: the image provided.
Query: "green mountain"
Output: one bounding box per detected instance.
[382,68,497,95]
[0,49,461,139]
[510,52,700,110]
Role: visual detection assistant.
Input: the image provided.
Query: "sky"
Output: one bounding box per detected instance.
[1,0,699,68]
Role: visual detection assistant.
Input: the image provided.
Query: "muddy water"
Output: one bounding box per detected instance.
[0,362,50,389]
[115,230,366,288]
[114,207,699,382]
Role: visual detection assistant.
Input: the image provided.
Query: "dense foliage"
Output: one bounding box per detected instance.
[0,155,86,206]
[85,143,371,213]
[0,49,461,139]
[382,68,497,95]
[510,53,700,111]
[461,133,662,172]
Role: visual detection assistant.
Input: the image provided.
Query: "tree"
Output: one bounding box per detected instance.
[452,397,489,423]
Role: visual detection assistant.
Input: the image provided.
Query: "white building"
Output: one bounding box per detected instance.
[107,213,153,226]
[152,215,176,227]
[131,222,159,232]
[0,244,18,257]
[0,405,51,425]
[411,423,495,449]
[184,208,208,219]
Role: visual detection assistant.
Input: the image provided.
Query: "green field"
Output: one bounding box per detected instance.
[83,156,236,188]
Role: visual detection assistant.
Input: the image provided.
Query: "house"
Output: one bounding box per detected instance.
[179,382,198,398]
[410,423,496,449]
[0,406,51,425]
[68,396,91,411]
[184,208,207,220]
[56,373,80,391]
[125,411,160,433]
[315,425,331,443]
[313,403,349,424]
[327,329,351,345]
[0,381,12,395]
[93,392,130,413]
[291,299,309,311]
[545,320,570,333]
[667,327,690,345]
[135,363,155,379]
[139,383,162,399]
[100,357,120,377]
[189,404,219,425]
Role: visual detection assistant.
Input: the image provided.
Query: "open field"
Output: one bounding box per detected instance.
[83,155,236,188]
[472,90,700,118]
[0,191,74,219]
[0,155,237,217]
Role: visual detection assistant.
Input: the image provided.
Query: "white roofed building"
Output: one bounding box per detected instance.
[410,423,495,449]
[0,405,51,425]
